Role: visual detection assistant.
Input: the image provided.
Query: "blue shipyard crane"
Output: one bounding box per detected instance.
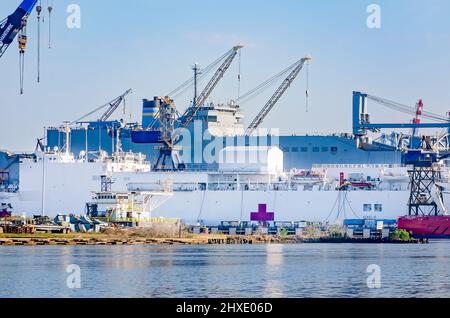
[0,0,37,58]
[353,92,450,152]
[353,92,450,137]
[245,56,311,135]
[1,0,55,93]
[353,91,450,164]
[135,45,244,171]
[351,92,450,217]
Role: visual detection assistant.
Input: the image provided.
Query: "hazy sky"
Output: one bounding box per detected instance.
[1,0,449,151]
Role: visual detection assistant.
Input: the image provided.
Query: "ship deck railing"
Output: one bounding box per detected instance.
[170,182,393,192]
[313,164,404,169]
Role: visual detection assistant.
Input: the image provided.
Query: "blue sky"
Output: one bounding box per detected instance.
[1,0,449,150]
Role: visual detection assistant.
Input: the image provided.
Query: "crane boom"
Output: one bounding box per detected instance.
[365,94,448,123]
[177,45,243,133]
[150,45,243,171]
[0,0,38,58]
[246,56,311,135]
[71,89,133,124]
[99,89,132,122]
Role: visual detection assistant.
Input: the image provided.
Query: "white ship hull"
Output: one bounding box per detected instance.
[1,149,422,225]
[7,162,413,224]
[7,186,410,225]
[146,190,410,224]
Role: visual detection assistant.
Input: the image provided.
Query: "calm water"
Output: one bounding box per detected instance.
[1,242,450,298]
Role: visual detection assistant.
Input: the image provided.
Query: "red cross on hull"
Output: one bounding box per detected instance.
[251,204,275,222]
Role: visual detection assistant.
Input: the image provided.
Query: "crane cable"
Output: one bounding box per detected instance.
[19,41,25,94]
[18,21,28,95]
[237,49,241,99]
[367,94,449,122]
[71,91,131,125]
[168,52,227,98]
[166,48,233,99]
[146,48,238,130]
[305,59,310,112]
[36,1,42,83]
[236,60,300,105]
[168,59,220,100]
[47,0,53,49]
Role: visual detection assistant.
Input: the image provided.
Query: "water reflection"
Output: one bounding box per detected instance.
[1,243,450,298]
[264,244,284,297]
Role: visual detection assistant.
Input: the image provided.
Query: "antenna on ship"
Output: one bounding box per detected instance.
[192,63,201,107]
[63,121,71,156]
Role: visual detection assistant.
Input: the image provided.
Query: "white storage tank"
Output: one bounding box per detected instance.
[218,146,284,174]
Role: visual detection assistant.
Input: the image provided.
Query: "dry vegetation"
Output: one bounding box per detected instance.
[102,223,190,239]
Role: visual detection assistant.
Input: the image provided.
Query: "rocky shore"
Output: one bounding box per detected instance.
[0,232,422,246]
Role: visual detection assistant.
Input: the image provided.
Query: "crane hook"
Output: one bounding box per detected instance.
[47,2,53,49]
[18,26,27,95]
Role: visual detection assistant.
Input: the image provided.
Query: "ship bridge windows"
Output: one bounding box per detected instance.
[97,194,118,200]
[283,147,290,153]
[291,147,299,153]
[374,204,383,212]
[312,147,320,153]
[300,147,308,152]
[331,147,338,153]
[321,147,329,152]
[363,204,383,212]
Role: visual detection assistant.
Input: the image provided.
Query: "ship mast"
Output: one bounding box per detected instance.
[192,63,200,108]
[63,121,71,156]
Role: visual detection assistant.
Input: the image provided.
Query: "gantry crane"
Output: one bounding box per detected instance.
[136,45,243,171]
[245,56,311,135]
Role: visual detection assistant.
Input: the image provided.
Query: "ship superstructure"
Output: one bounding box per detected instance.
[2,47,450,226]
[2,118,450,225]
[0,129,417,224]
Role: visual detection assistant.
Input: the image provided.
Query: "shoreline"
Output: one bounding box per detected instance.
[0,233,422,246]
